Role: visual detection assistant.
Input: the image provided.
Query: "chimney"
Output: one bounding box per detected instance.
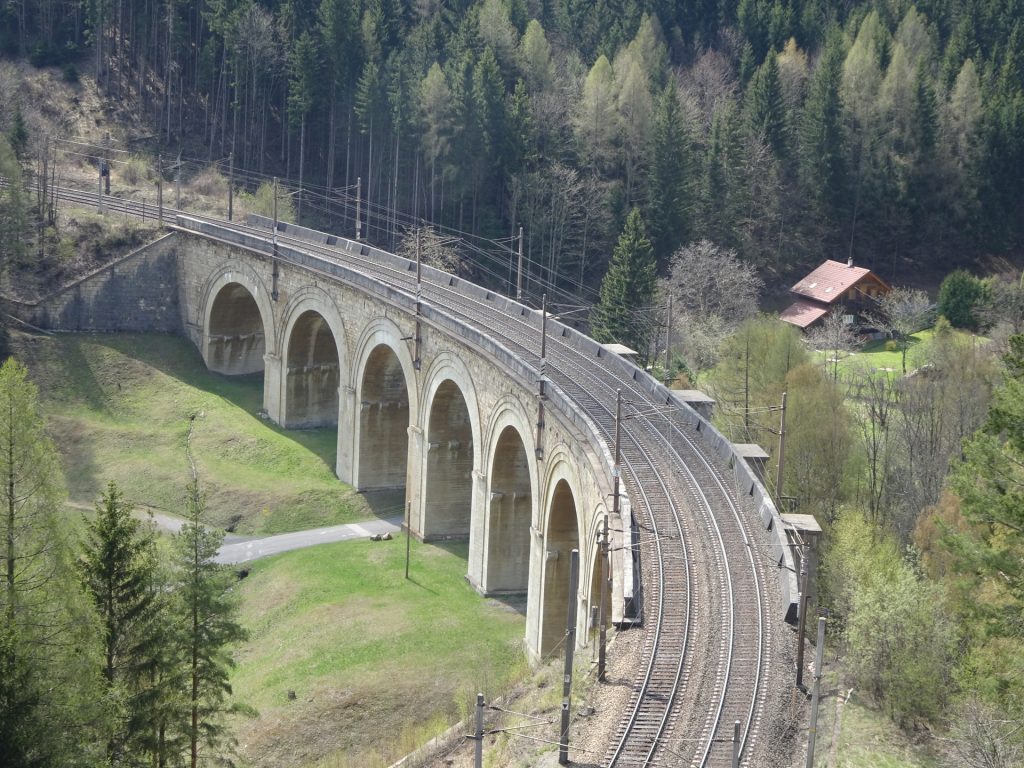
[847,256,854,267]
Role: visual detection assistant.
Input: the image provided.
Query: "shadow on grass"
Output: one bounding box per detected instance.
[90,333,339,470]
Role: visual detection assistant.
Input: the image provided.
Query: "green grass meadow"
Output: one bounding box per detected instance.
[231,539,527,767]
[11,331,375,534]
[814,329,935,380]
[11,330,530,766]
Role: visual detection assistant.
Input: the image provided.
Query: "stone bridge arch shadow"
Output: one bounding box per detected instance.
[473,400,537,600]
[201,264,276,380]
[278,289,347,431]
[351,319,418,498]
[539,458,582,657]
[419,354,482,542]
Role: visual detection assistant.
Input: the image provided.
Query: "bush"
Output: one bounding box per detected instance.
[938,270,987,329]
[190,166,227,198]
[62,63,79,84]
[121,156,151,186]
[885,339,899,352]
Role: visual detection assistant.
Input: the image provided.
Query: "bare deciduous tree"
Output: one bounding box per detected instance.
[806,307,858,382]
[946,698,1024,768]
[871,287,933,374]
[662,239,762,373]
[396,226,462,275]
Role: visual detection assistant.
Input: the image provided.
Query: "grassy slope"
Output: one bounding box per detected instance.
[231,540,526,768]
[813,670,942,767]
[10,331,379,534]
[11,329,529,766]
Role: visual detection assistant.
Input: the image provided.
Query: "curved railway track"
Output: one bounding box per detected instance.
[36,185,780,766]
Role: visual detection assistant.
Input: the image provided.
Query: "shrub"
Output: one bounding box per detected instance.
[938,270,987,329]
[121,156,151,186]
[62,63,79,84]
[885,339,898,352]
[190,166,227,198]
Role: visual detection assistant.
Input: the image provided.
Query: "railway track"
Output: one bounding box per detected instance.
[34,184,780,766]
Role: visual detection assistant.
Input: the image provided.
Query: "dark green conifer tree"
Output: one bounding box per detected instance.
[80,481,161,767]
[591,208,657,363]
[175,481,248,768]
[747,49,787,159]
[647,85,693,262]
[799,26,847,241]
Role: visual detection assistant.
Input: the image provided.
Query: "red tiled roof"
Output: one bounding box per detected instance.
[790,260,873,304]
[779,299,828,329]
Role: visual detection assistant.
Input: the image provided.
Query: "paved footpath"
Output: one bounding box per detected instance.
[214,516,403,564]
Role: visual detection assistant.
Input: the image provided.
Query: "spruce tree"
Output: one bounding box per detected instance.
[80,481,161,767]
[0,358,109,767]
[175,481,248,768]
[647,85,693,263]
[747,49,787,158]
[591,209,657,363]
[799,26,847,236]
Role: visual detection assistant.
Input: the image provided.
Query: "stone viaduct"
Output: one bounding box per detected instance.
[7,214,801,664]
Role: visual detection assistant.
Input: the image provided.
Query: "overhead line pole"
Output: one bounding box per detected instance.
[516,225,524,302]
[558,549,579,766]
[536,293,547,460]
[600,389,621,681]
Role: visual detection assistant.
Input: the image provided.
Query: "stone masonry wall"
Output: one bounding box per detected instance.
[3,234,182,333]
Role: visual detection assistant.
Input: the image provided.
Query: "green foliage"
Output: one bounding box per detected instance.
[6,105,28,159]
[647,85,693,261]
[174,481,249,766]
[784,362,857,523]
[945,335,1024,710]
[0,136,28,269]
[80,481,161,766]
[938,269,987,329]
[237,181,296,222]
[590,209,657,363]
[826,511,956,728]
[0,358,110,767]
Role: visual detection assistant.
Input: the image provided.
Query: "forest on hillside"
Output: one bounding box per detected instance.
[1,0,1023,296]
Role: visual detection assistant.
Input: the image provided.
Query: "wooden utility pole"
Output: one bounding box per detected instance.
[733,720,741,768]
[558,549,579,766]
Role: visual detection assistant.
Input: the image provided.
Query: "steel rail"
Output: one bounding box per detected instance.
[29,180,773,767]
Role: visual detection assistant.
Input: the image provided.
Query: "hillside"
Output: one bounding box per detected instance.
[10,330,381,534]
[2,0,1022,309]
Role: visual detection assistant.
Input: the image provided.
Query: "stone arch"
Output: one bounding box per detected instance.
[585,503,611,644]
[279,289,348,429]
[352,318,418,491]
[419,354,482,540]
[539,457,583,656]
[201,263,276,375]
[478,399,536,594]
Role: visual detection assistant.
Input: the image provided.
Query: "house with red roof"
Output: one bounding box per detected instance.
[779,258,891,330]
